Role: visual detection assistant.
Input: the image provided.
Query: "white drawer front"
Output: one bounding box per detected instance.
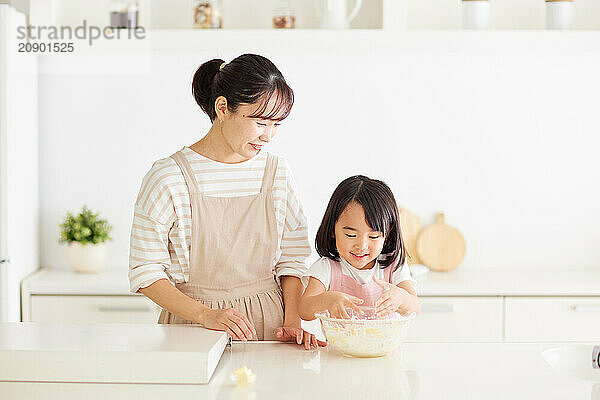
[30,295,162,324]
[505,297,600,342]
[406,297,503,342]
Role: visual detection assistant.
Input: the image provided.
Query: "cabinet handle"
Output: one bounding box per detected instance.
[97,306,152,312]
[421,304,454,313]
[572,305,600,313]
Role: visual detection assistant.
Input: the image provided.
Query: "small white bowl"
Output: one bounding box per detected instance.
[542,346,600,382]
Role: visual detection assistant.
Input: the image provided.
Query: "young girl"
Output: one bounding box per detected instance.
[299,175,421,320]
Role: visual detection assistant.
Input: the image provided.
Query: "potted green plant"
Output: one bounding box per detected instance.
[59,206,112,273]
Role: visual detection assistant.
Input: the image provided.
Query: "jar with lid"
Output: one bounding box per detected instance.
[546,0,574,30]
[109,0,139,29]
[273,0,296,29]
[192,0,223,29]
[461,0,489,30]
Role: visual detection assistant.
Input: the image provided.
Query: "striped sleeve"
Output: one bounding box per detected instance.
[128,160,177,293]
[274,159,311,280]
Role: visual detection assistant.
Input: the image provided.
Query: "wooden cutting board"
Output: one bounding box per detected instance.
[398,206,422,265]
[416,213,466,272]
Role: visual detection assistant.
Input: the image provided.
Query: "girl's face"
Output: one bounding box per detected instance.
[220,100,282,161]
[334,201,386,270]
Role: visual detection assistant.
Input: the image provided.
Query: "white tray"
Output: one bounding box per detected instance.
[0,322,228,384]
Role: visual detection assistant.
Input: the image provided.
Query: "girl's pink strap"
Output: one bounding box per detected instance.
[385,263,394,284]
[328,258,342,291]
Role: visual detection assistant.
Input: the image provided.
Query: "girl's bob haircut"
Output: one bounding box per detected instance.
[315,175,406,270]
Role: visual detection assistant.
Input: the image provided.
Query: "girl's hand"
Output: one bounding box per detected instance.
[201,308,256,342]
[373,277,411,317]
[275,325,328,350]
[324,291,364,319]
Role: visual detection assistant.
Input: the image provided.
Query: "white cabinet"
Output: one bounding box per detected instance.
[407,297,503,342]
[20,269,163,324]
[504,297,600,342]
[406,0,600,29]
[20,268,600,342]
[29,295,162,324]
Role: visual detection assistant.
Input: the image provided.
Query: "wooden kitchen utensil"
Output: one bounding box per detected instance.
[398,206,422,265]
[416,213,466,272]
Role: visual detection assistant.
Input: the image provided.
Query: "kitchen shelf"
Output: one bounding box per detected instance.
[27,0,600,33]
[28,0,384,30]
[31,29,600,56]
[406,0,600,30]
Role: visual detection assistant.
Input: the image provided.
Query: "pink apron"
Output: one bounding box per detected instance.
[328,259,393,307]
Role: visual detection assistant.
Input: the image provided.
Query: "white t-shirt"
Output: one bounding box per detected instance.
[306,256,416,290]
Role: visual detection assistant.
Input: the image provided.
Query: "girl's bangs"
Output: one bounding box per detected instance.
[358,192,393,236]
[245,82,294,121]
[363,206,390,235]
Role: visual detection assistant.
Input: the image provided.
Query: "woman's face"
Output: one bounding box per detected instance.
[334,202,386,270]
[220,101,282,160]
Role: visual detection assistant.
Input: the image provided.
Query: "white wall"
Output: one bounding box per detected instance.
[1,5,39,321]
[38,35,600,272]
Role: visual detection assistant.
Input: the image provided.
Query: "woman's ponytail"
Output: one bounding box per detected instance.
[191,54,294,123]
[192,58,224,122]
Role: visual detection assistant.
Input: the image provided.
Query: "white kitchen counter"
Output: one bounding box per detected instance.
[22,266,600,296]
[0,338,596,400]
[415,266,600,296]
[20,268,600,343]
[21,268,135,295]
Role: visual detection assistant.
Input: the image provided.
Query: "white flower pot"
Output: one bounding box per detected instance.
[546,0,574,30]
[67,242,107,273]
[462,0,490,30]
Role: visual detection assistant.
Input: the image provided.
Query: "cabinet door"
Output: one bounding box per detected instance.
[30,295,162,324]
[406,296,503,342]
[505,297,600,342]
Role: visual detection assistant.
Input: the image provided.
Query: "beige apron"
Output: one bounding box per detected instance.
[158,149,284,340]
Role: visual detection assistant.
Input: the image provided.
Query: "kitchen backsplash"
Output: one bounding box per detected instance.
[38,45,600,271]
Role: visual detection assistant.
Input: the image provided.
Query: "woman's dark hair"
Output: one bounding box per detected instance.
[315,175,406,270]
[192,54,294,122]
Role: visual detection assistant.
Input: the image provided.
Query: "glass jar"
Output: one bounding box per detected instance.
[109,0,139,29]
[192,0,223,29]
[546,0,574,30]
[461,0,490,30]
[273,0,296,29]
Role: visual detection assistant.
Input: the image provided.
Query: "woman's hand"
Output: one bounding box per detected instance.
[373,278,412,316]
[324,291,364,319]
[201,308,256,342]
[275,325,327,350]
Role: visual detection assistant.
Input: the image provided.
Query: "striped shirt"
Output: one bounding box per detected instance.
[128,147,311,293]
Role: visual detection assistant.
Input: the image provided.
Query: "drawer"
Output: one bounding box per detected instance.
[505,297,600,342]
[30,295,162,324]
[406,296,503,342]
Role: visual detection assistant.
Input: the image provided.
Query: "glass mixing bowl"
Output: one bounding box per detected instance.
[315,307,416,358]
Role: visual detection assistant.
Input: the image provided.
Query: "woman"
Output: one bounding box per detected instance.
[129,54,324,349]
